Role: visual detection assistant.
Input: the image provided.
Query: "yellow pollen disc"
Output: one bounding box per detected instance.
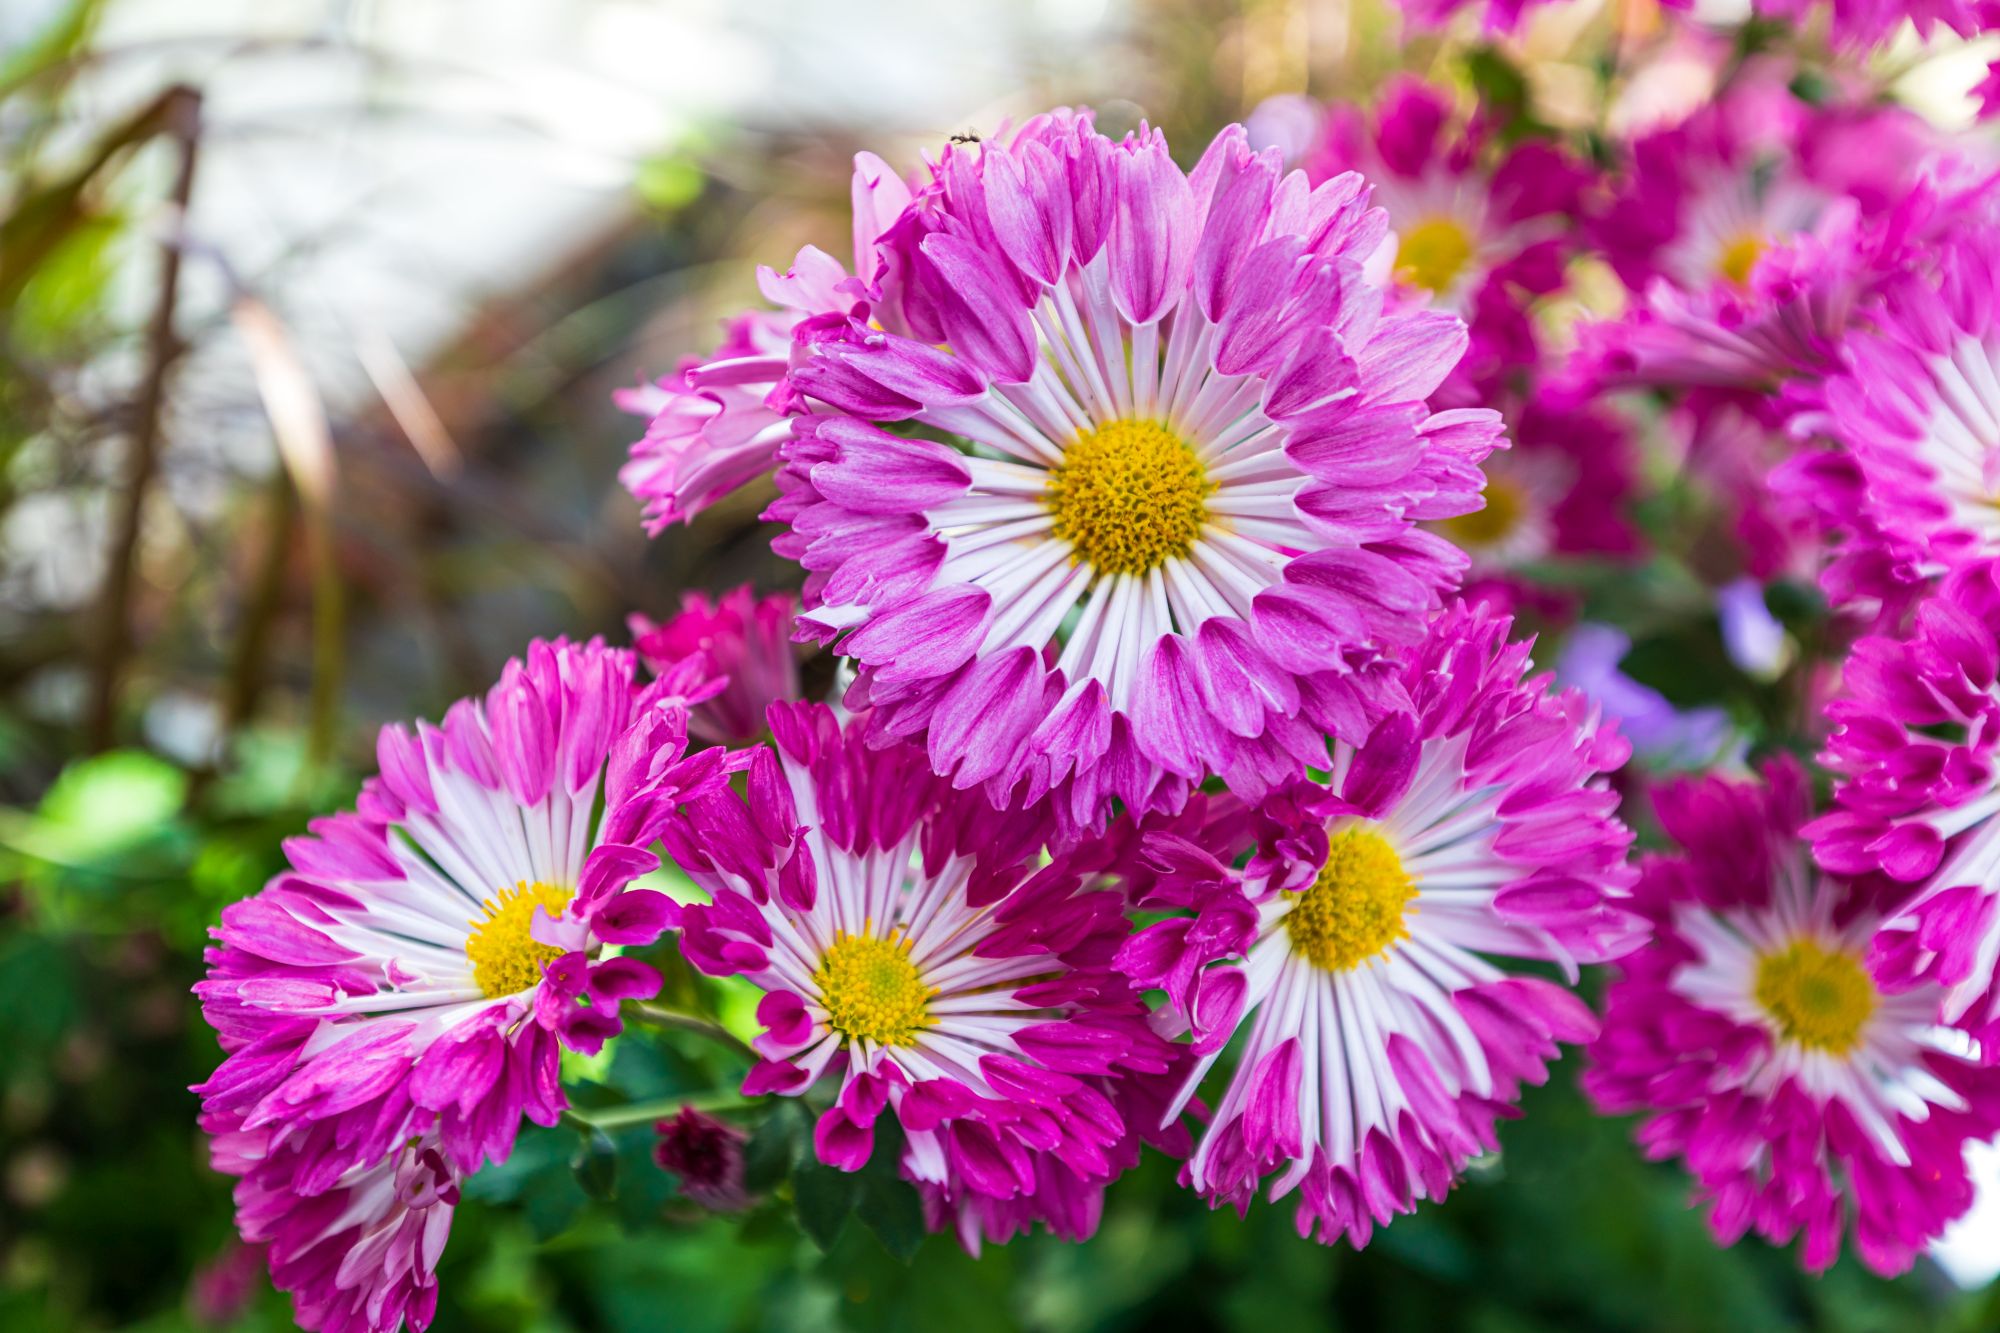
[1438,476,1525,550]
[1754,938,1876,1054]
[1046,418,1213,576]
[813,931,935,1047]
[465,881,573,999]
[1717,232,1768,287]
[1395,215,1476,295]
[1285,827,1418,972]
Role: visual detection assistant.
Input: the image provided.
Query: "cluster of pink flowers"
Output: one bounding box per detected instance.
[193,6,2000,1327]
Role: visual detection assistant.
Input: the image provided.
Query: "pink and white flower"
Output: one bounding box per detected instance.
[619,153,914,530]
[631,584,803,744]
[208,1114,460,1333]
[661,700,1186,1246]
[1812,560,2000,1054]
[1811,226,2000,578]
[772,111,1503,828]
[1573,72,1934,399]
[1286,78,1589,329]
[1116,602,1639,1245]
[193,639,727,1326]
[1587,760,2000,1275]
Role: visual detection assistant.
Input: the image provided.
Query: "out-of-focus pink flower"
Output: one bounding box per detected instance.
[1588,759,2000,1276]
[632,585,802,745]
[187,1238,267,1325]
[620,154,915,530]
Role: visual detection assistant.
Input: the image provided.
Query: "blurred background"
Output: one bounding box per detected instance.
[6,0,2000,1329]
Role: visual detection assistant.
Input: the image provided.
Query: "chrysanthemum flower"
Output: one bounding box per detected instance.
[1810,227,2000,575]
[1285,78,1588,324]
[773,111,1503,826]
[195,638,726,1201]
[619,153,913,530]
[208,1115,459,1333]
[1586,760,2000,1275]
[1572,74,1933,398]
[1116,602,1639,1245]
[1431,393,1639,599]
[1811,560,2000,1053]
[631,584,802,744]
[662,701,1185,1244]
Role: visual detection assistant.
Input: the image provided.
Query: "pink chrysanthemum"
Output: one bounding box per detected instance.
[1571,74,1933,399]
[1810,227,2000,576]
[1586,760,2000,1275]
[1430,392,1639,598]
[1288,79,1588,328]
[772,111,1503,827]
[1811,560,2000,1052]
[208,1116,458,1333]
[631,584,803,744]
[1116,602,1639,1246]
[661,700,1186,1246]
[194,640,726,1330]
[619,153,914,530]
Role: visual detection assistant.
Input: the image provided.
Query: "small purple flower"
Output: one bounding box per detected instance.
[1586,759,2000,1276]
[1554,624,1734,770]
[620,153,914,530]
[1115,603,1640,1246]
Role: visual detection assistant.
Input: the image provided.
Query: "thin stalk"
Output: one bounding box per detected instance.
[86,84,200,750]
[564,1090,753,1133]
[628,1003,756,1061]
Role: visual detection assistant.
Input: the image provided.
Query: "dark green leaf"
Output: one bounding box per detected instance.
[856,1172,926,1263]
[741,1107,799,1194]
[571,1126,619,1202]
[793,1155,858,1251]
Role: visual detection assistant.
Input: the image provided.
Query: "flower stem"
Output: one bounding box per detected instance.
[565,1089,752,1132]
[628,1003,756,1061]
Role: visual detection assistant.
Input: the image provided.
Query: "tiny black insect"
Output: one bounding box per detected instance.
[949,130,981,145]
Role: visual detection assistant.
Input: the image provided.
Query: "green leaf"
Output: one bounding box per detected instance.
[854,1118,925,1262]
[35,750,185,856]
[571,1126,620,1201]
[741,1107,799,1195]
[856,1171,926,1263]
[792,1155,858,1251]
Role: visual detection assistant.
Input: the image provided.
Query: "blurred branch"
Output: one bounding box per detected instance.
[217,465,299,745]
[229,297,342,769]
[84,84,201,752]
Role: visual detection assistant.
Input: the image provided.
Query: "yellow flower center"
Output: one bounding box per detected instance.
[464,881,572,999]
[1753,938,1876,1055]
[1717,232,1768,287]
[813,931,935,1046]
[1396,215,1476,295]
[1437,476,1525,550]
[1046,418,1212,576]
[1285,827,1418,972]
